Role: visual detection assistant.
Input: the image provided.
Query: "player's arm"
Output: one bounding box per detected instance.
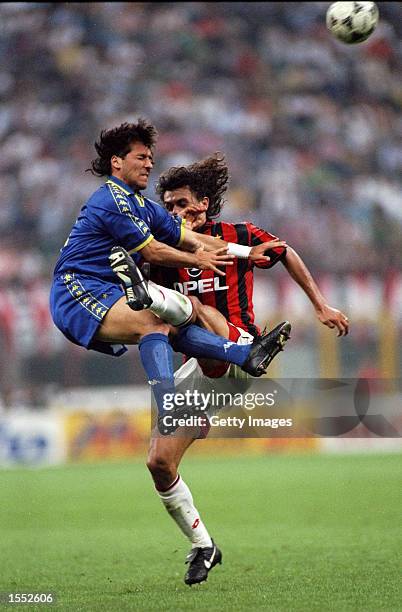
[172,208,285,258]
[139,238,233,277]
[99,199,233,276]
[181,227,286,260]
[178,227,225,252]
[281,246,349,336]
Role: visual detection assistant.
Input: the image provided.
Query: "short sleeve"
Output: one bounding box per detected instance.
[247,222,287,269]
[147,203,185,247]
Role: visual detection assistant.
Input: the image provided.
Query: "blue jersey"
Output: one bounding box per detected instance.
[50,176,185,356]
[54,176,185,283]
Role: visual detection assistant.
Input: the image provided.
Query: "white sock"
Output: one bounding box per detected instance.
[148,281,193,327]
[157,475,213,548]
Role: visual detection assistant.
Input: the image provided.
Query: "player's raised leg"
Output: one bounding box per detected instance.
[110,246,291,378]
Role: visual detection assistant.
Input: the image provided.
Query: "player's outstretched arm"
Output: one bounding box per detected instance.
[140,238,233,276]
[179,227,228,252]
[282,246,349,337]
[177,211,284,256]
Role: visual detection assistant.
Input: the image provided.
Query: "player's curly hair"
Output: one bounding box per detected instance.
[87,119,158,177]
[156,154,229,219]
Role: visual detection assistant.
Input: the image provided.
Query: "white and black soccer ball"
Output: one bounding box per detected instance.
[326,1,379,44]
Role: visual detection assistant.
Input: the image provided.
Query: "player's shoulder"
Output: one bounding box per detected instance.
[204,220,249,232]
[87,181,129,209]
[241,220,274,236]
[214,220,257,230]
[85,183,112,207]
[142,195,171,221]
[222,220,262,236]
[202,220,252,244]
[142,194,164,210]
[242,220,261,231]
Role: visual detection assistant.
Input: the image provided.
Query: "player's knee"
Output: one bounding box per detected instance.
[187,295,208,325]
[187,295,202,318]
[138,320,170,339]
[146,453,176,481]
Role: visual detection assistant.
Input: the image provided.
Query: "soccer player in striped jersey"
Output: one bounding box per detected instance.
[144,154,349,586]
[154,154,349,374]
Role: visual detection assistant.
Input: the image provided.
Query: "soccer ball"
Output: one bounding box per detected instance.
[326,1,379,44]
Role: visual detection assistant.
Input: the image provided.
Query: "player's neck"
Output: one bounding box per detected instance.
[109,174,142,194]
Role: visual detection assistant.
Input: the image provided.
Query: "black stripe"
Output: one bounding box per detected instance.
[250,227,287,267]
[150,264,181,288]
[234,224,258,337]
[212,222,231,322]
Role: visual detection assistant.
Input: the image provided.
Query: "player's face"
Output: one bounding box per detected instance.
[163,187,208,230]
[112,142,153,190]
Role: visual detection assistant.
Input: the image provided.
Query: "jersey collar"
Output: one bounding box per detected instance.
[106,175,136,196]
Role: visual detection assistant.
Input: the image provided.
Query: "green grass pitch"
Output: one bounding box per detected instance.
[1,453,401,611]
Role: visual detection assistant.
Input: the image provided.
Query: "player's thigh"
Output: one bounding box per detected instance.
[186,298,232,374]
[147,432,196,471]
[95,296,170,344]
[189,297,230,337]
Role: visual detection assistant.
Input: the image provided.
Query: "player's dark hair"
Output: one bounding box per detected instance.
[87,119,158,176]
[156,154,229,219]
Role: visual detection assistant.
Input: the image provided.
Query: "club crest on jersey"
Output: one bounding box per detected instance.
[173,276,229,295]
[186,268,202,278]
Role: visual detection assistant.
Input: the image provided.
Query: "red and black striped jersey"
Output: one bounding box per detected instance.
[150,221,286,337]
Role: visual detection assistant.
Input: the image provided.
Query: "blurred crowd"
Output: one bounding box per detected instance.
[0,2,401,404]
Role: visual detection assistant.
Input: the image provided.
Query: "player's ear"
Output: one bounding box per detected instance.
[200,197,209,211]
[111,155,122,171]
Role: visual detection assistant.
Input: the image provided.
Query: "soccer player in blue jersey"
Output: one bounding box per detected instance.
[49,120,291,586]
[50,120,288,391]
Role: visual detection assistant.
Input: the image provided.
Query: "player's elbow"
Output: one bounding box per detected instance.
[282,245,296,263]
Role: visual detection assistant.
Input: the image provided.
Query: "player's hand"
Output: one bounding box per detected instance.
[195,246,234,276]
[315,304,349,337]
[184,215,197,230]
[181,205,205,230]
[249,239,287,262]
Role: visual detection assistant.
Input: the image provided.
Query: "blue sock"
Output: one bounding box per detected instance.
[139,333,175,416]
[173,324,251,366]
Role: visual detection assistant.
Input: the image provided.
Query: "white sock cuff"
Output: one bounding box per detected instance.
[157,474,181,497]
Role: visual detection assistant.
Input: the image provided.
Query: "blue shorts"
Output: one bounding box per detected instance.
[50,272,127,357]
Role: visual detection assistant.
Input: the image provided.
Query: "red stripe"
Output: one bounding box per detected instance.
[222,222,258,335]
[219,223,240,323]
[200,225,217,312]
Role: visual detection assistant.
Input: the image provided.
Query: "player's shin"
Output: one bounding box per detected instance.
[173,324,251,366]
[148,282,194,327]
[138,333,176,416]
[157,475,213,548]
